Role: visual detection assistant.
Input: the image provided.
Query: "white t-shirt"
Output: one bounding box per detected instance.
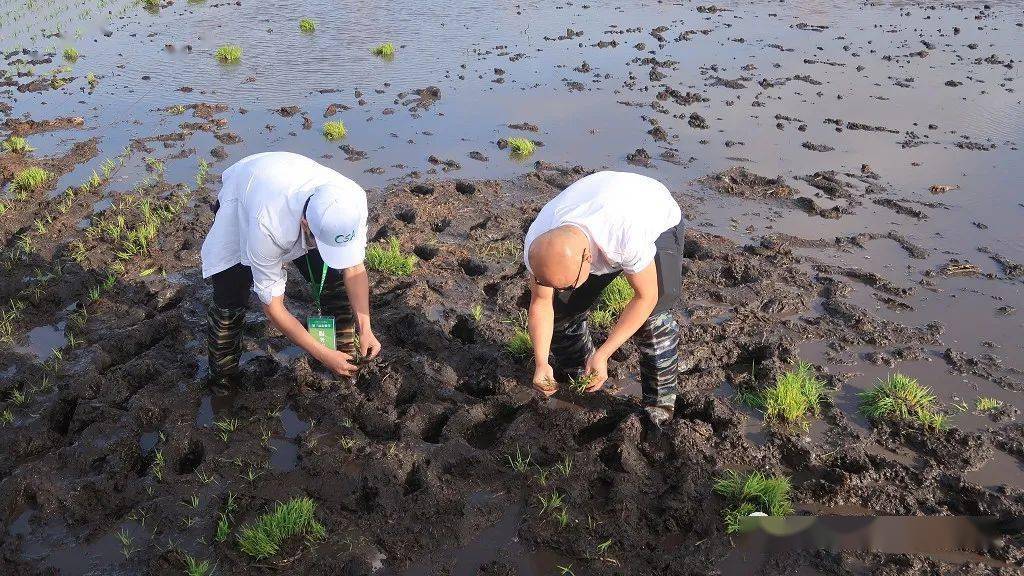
[200,152,367,304]
[524,171,681,276]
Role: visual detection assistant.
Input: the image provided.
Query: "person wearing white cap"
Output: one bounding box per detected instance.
[200,151,380,389]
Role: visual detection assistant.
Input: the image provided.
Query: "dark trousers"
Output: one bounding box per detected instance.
[208,249,356,357]
[551,221,684,408]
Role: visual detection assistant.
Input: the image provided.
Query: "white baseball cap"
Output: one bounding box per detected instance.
[305,183,368,270]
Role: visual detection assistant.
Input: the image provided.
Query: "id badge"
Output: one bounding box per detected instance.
[307,315,336,350]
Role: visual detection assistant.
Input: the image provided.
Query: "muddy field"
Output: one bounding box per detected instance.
[1,0,1023,574]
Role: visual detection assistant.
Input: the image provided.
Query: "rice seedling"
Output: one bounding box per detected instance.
[713,470,793,533]
[366,237,416,276]
[215,44,242,63]
[555,454,573,477]
[299,18,316,32]
[215,513,231,542]
[142,0,160,9]
[567,372,596,394]
[3,136,33,154]
[215,417,239,442]
[588,275,633,329]
[598,275,634,314]
[553,508,570,528]
[535,466,550,487]
[0,410,13,427]
[183,554,212,576]
[537,490,564,514]
[507,445,532,472]
[9,388,26,406]
[167,104,185,115]
[596,538,613,555]
[372,42,395,58]
[557,565,576,576]
[338,437,356,452]
[588,308,615,330]
[50,76,67,90]
[507,137,536,157]
[237,496,326,560]
[322,120,347,140]
[62,46,78,62]
[504,326,531,359]
[858,373,945,430]
[116,527,136,558]
[196,158,210,187]
[471,303,483,322]
[11,167,52,193]
[751,362,827,429]
[152,449,165,481]
[86,72,98,88]
[976,397,1003,412]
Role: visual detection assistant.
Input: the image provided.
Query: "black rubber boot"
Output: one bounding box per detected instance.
[319,280,356,356]
[207,305,246,393]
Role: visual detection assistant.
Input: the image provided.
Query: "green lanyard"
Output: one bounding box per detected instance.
[305,255,328,312]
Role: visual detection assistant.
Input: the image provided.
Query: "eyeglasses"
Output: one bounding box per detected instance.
[554,248,587,296]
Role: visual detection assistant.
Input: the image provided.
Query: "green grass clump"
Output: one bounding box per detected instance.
[508,137,535,157]
[215,44,242,63]
[366,237,416,276]
[589,275,634,329]
[299,18,316,32]
[63,47,79,62]
[183,555,212,576]
[503,311,532,358]
[3,136,34,154]
[743,362,826,429]
[322,121,347,140]
[372,42,395,58]
[858,373,945,430]
[713,470,793,533]
[237,496,325,560]
[11,167,52,193]
[976,397,1003,412]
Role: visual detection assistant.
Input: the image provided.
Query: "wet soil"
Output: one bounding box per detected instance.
[1,0,1023,574]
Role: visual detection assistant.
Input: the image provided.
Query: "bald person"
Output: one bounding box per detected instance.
[524,171,685,426]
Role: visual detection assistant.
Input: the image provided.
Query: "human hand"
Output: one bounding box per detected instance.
[583,352,609,391]
[318,348,358,377]
[532,363,557,397]
[359,328,381,360]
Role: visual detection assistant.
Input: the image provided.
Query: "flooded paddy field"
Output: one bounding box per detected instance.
[0,0,1022,574]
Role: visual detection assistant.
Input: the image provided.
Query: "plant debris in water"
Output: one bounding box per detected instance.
[372,42,395,58]
[322,120,347,140]
[214,44,242,63]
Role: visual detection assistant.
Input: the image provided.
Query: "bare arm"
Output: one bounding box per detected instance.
[527,278,557,394]
[342,263,381,359]
[584,262,659,389]
[598,262,659,358]
[262,295,356,376]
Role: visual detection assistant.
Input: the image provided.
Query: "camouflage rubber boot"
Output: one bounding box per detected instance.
[635,311,681,422]
[319,281,356,356]
[207,305,246,392]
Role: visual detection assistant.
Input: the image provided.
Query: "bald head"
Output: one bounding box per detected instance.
[528,225,590,289]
